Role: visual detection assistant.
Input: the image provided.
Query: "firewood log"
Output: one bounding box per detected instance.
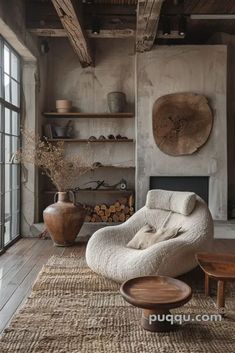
[129,207,134,212]
[116,205,121,212]
[101,215,108,222]
[94,205,100,213]
[105,209,111,217]
[128,194,134,208]
[113,214,119,223]
[118,197,128,205]
[91,216,96,222]
[108,217,113,223]
[110,205,116,213]
[85,215,91,222]
[124,206,130,214]
[101,204,107,210]
[98,210,105,217]
[94,214,101,222]
[114,201,121,209]
[119,213,125,222]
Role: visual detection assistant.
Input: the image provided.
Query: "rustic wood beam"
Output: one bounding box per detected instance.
[51,0,93,67]
[29,27,184,40]
[136,0,164,52]
[29,28,135,38]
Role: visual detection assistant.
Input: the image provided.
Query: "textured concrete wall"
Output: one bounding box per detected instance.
[209,33,235,217]
[40,38,136,214]
[136,45,227,220]
[46,38,135,113]
[0,0,37,61]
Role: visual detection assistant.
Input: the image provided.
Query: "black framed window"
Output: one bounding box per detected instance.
[0,37,21,252]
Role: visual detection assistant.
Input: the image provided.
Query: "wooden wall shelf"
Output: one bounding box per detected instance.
[84,222,122,225]
[43,189,134,194]
[43,112,134,118]
[48,139,134,143]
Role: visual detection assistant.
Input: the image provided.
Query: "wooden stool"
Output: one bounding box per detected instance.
[196,252,235,311]
[120,275,192,332]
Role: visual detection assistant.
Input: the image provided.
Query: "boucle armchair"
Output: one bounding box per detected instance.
[86,189,214,283]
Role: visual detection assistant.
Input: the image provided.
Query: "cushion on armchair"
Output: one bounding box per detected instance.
[126,224,182,250]
[146,189,196,216]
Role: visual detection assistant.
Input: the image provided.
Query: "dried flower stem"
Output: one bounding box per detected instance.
[18,130,92,191]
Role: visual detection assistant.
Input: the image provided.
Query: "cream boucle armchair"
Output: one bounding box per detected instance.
[85,190,214,283]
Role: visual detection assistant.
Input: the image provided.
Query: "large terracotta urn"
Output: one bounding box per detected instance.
[43,191,86,246]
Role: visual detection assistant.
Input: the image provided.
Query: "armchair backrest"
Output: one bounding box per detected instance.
[146,189,196,216]
[144,189,213,243]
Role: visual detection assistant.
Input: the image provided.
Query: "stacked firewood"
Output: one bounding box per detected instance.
[84,195,134,223]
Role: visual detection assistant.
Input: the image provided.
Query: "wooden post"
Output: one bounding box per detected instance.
[217,280,225,309]
[136,0,164,52]
[51,0,93,67]
[205,273,210,296]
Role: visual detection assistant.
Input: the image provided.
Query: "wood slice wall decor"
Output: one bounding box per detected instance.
[152,93,213,156]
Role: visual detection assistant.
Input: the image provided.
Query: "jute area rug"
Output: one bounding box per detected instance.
[0,255,234,353]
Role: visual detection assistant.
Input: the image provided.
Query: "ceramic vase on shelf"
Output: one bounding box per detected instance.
[107,92,126,113]
[43,191,86,246]
[56,99,72,113]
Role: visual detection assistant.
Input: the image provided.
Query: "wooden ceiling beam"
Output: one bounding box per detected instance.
[29,28,135,38]
[136,0,164,52]
[51,0,93,67]
[29,27,184,39]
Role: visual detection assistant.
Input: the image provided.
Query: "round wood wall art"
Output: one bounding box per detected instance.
[152,93,213,156]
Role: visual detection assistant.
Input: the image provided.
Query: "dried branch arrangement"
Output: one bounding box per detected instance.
[18,130,92,191]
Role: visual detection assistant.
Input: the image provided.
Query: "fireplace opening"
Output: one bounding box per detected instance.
[150,176,209,204]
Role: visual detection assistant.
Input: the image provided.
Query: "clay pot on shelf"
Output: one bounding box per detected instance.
[107,92,126,113]
[56,99,72,113]
[43,191,86,246]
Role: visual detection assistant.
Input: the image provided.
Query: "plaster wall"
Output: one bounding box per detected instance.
[136,45,227,220]
[209,33,235,217]
[40,39,136,214]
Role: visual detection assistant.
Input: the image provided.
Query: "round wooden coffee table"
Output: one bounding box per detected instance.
[120,275,192,332]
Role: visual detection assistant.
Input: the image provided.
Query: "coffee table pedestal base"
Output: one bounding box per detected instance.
[141,309,174,332]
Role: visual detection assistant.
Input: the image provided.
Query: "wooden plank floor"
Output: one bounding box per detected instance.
[0,237,85,334]
[0,237,234,334]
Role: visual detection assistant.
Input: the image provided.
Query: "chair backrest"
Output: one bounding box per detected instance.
[146,189,196,216]
[144,189,213,242]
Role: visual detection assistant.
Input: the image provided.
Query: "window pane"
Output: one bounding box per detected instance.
[12,111,20,135]
[11,52,18,81]
[0,104,2,132]
[4,46,10,74]
[12,164,20,188]
[11,79,19,107]
[12,189,19,213]
[5,135,11,162]
[0,68,2,98]
[12,136,19,156]
[0,42,2,67]
[12,212,19,238]
[5,191,11,216]
[0,133,3,162]
[4,74,10,102]
[4,221,11,244]
[5,164,10,192]
[5,108,10,134]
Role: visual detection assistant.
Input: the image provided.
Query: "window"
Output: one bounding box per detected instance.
[0,37,21,252]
